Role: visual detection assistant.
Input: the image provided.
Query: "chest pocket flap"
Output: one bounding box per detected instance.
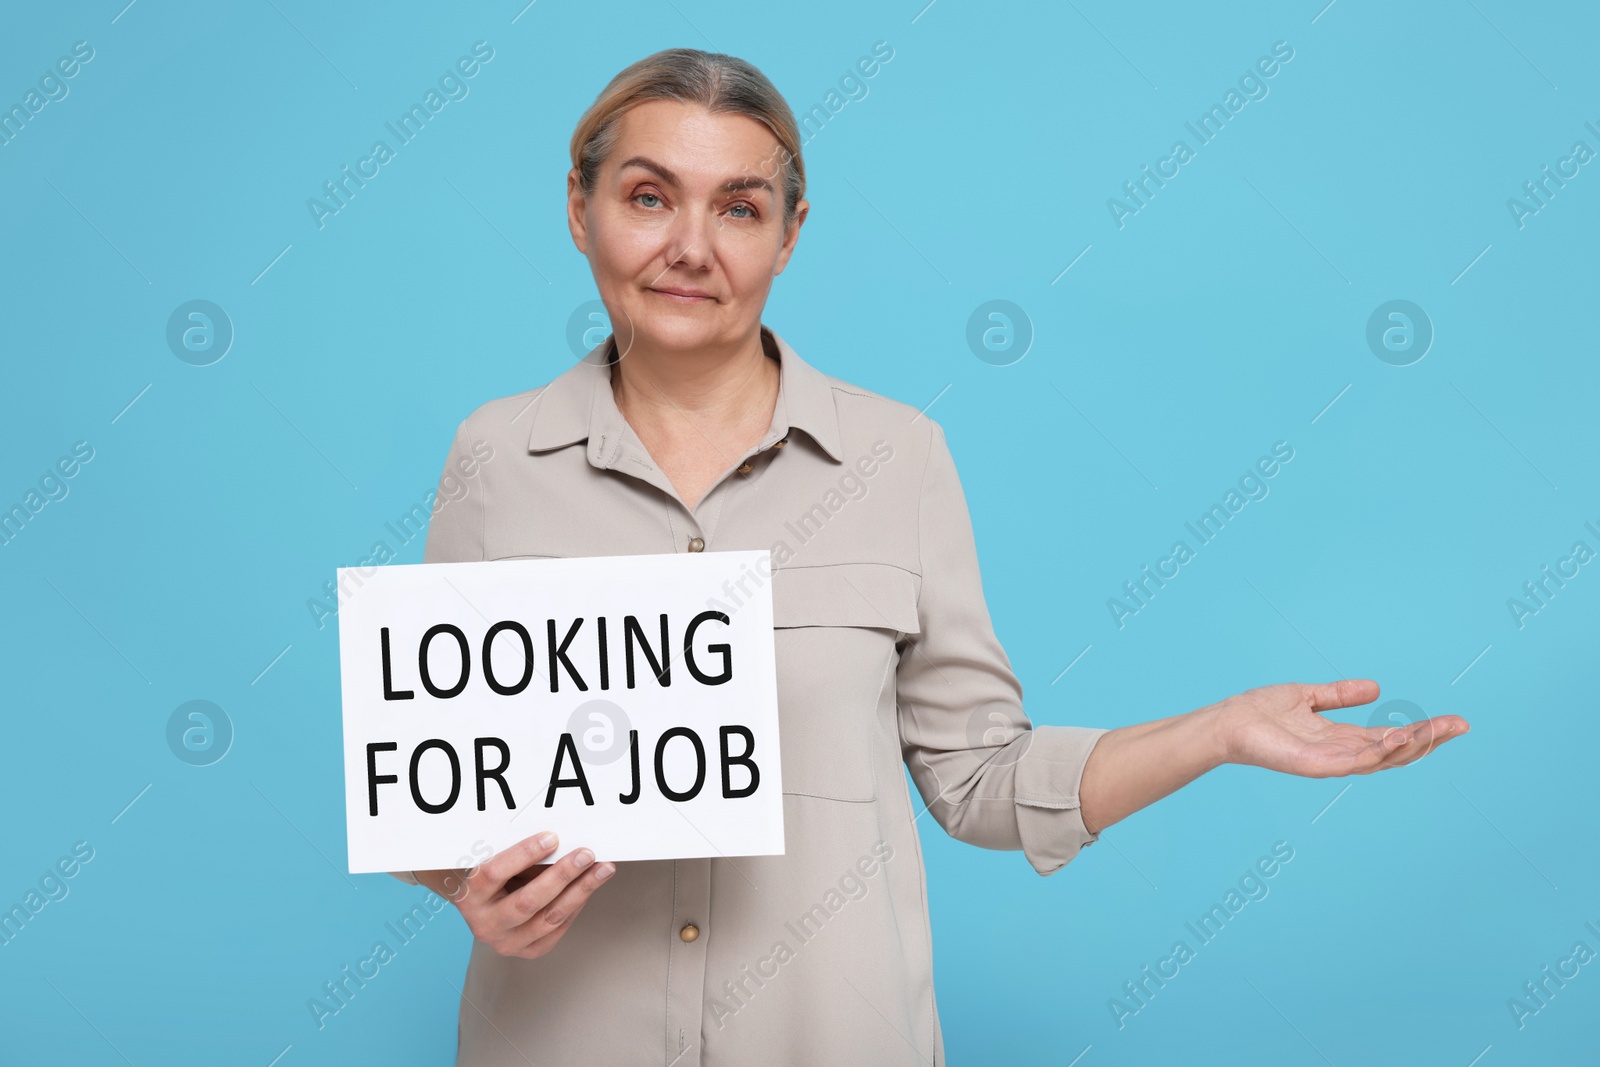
[770,562,921,636]
[768,562,920,802]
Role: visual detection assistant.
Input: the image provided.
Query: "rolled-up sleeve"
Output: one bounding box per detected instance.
[895,418,1109,876]
[385,418,489,888]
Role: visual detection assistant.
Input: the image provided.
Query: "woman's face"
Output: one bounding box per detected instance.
[568,98,807,359]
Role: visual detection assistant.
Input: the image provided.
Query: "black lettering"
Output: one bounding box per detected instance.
[547,619,588,692]
[482,621,534,695]
[545,732,594,806]
[684,610,732,685]
[367,741,398,815]
[380,628,414,700]
[625,613,671,688]
[475,737,515,811]
[655,727,705,801]
[619,729,640,805]
[418,624,470,698]
[409,739,462,814]
[719,725,759,798]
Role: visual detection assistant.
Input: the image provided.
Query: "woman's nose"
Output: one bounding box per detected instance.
[661,205,718,271]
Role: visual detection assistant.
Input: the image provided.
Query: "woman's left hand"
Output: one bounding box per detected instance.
[1218,679,1470,778]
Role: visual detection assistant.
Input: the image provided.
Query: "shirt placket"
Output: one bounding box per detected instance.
[665,858,710,1065]
[596,401,791,1066]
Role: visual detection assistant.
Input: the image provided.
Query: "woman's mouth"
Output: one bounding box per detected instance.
[649,287,714,303]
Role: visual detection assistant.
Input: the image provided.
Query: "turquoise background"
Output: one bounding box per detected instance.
[2,1,1596,1064]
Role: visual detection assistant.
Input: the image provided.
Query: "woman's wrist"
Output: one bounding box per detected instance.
[1079,698,1235,833]
[1195,697,1238,770]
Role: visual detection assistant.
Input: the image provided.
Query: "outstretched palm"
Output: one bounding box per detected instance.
[1221,679,1469,778]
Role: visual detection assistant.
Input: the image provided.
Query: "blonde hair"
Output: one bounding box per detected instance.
[569,48,805,229]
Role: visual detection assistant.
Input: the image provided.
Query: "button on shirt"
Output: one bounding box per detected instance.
[390,324,1109,1066]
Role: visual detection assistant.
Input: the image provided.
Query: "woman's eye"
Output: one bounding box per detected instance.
[727,203,756,220]
[634,192,662,208]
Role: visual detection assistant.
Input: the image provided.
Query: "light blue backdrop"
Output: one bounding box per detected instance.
[2,1,1595,1064]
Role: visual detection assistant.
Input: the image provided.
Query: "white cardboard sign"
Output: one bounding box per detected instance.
[337,551,784,874]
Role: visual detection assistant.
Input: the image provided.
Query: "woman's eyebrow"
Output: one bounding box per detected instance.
[618,155,774,197]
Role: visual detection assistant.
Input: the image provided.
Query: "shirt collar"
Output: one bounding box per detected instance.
[524,323,845,466]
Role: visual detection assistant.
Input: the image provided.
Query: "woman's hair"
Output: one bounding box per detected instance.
[569,48,806,229]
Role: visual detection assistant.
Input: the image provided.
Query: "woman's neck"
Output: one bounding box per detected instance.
[609,327,780,443]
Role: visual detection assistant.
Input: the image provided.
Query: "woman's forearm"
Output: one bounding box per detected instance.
[1077,698,1232,834]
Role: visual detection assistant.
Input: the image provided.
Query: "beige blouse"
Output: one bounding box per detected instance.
[390,324,1108,1065]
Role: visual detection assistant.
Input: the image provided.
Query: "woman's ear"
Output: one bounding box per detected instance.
[774,198,809,276]
[567,167,590,254]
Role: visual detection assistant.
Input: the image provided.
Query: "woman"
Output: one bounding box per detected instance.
[390,48,1469,1065]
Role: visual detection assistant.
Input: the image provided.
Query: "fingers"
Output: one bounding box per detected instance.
[492,851,617,959]
[500,847,609,928]
[503,869,539,895]
[1375,724,1431,767]
[1305,678,1381,713]
[511,854,617,947]
[452,835,618,959]
[1364,714,1470,770]
[464,831,561,900]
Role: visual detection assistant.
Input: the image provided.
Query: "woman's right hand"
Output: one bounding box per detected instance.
[417,832,616,959]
